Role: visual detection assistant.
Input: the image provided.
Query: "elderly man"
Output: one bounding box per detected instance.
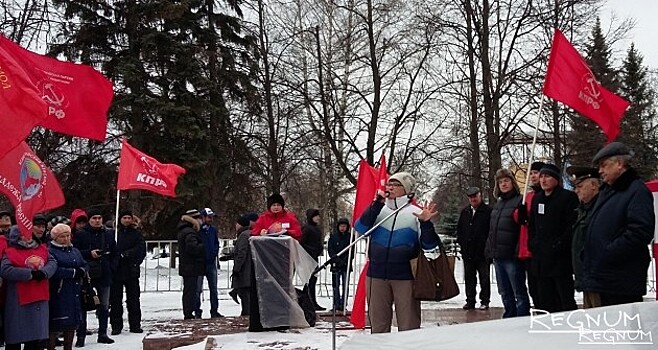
[456,187,492,310]
[566,166,600,308]
[582,142,655,307]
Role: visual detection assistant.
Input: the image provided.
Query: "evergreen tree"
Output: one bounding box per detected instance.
[567,18,616,165]
[49,0,260,237]
[618,44,658,179]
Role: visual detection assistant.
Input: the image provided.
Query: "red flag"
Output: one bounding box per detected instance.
[352,160,379,225]
[117,139,186,197]
[0,35,113,141]
[543,29,630,142]
[349,260,370,329]
[0,142,65,238]
[0,38,49,158]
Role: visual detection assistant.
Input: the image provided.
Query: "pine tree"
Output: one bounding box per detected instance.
[567,18,615,165]
[618,44,658,179]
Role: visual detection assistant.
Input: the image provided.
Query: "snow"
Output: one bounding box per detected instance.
[72,256,657,349]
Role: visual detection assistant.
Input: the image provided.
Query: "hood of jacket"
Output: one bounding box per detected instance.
[305,209,320,225]
[335,218,351,233]
[178,215,200,232]
[70,209,88,226]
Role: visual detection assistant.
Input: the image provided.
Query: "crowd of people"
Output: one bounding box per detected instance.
[456,141,654,319]
[0,208,146,349]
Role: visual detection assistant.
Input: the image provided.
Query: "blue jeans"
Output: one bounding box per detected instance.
[197,262,219,315]
[494,258,530,318]
[331,270,347,309]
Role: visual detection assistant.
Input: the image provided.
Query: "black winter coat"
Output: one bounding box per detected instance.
[529,186,579,277]
[114,224,147,281]
[177,216,206,277]
[582,169,655,296]
[301,213,324,260]
[72,224,119,287]
[231,226,252,289]
[327,219,353,272]
[456,204,492,261]
[485,191,522,260]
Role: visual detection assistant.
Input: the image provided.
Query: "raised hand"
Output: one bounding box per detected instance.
[413,201,439,222]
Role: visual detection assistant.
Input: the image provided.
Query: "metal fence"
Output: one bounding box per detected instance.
[140,239,657,298]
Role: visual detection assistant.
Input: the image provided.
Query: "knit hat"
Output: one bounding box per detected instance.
[50,223,72,240]
[86,208,103,219]
[185,209,201,218]
[245,212,259,222]
[530,161,546,172]
[539,163,561,182]
[32,214,47,226]
[0,210,11,218]
[267,193,285,208]
[388,172,416,194]
[119,209,133,218]
[236,215,250,227]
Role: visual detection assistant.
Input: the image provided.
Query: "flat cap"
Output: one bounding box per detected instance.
[465,187,480,196]
[592,142,632,166]
[566,166,600,185]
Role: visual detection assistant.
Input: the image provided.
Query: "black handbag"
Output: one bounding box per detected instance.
[81,273,100,311]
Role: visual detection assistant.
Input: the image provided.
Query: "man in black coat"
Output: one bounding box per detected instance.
[327,218,353,311]
[72,208,119,345]
[110,210,147,334]
[583,142,655,307]
[456,187,492,310]
[528,164,579,312]
[301,208,325,311]
[177,209,206,320]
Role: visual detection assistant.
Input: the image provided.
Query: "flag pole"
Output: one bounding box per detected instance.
[342,227,357,313]
[521,95,546,205]
[114,189,120,241]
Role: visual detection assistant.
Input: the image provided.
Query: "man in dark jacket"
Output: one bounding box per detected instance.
[72,208,119,345]
[177,209,206,320]
[230,213,259,316]
[582,142,655,307]
[197,208,222,318]
[456,187,492,310]
[566,166,600,307]
[301,208,325,311]
[528,164,579,312]
[110,210,147,335]
[327,218,353,311]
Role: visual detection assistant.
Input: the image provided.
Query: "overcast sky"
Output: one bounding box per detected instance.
[602,0,658,69]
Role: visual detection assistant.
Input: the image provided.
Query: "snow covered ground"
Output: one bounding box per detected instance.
[75,256,657,349]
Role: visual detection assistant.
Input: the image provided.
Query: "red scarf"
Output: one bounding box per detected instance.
[5,244,50,305]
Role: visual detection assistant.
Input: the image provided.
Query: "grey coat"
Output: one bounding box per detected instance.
[231,227,252,289]
[1,251,57,344]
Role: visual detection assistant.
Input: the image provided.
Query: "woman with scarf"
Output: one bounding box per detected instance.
[1,226,57,350]
[48,224,87,350]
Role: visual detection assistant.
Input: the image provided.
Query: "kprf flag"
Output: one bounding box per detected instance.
[0,37,49,158]
[0,35,113,141]
[117,139,186,197]
[0,142,65,238]
[350,154,388,329]
[543,29,630,142]
[645,180,658,301]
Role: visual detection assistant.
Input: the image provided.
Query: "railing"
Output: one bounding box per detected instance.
[140,240,657,300]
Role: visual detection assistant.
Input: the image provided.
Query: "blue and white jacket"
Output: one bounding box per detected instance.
[355,197,440,280]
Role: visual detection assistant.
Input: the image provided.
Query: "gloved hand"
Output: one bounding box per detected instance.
[31,270,47,281]
[73,267,86,279]
[517,203,528,225]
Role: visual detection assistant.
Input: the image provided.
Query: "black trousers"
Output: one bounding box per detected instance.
[600,293,643,307]
[524,259,540,307]
[236,287,250,316]
[109,277,142,331]
[182,276,199,318]
[537,275,577,312]
[463,259,491,305]
[5,340,42,350]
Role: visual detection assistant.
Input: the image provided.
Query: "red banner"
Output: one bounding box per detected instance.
[543,29,630,142]
[0,142,65,238]
[0,37,49,158]
[117,139,186,197]
[352,155,389,225]
[0,35,113,141]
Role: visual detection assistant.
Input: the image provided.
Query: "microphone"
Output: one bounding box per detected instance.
[407,192,416,200]
[384,191,390,197]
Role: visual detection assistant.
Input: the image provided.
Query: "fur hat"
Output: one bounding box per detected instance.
[494,168,520,198]
[388,172,416,194]
[86,208,103,219]
[267,193,285,208]
[32,214,47,226]
[185,209,201,218]
[119,209,133,218]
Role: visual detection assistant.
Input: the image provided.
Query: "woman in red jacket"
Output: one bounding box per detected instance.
[251,194,302,241]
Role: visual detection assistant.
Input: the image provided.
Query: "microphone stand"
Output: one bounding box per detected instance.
[312,194,414,350]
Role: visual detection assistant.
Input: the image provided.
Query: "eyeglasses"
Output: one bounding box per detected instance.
[386,182,404,187]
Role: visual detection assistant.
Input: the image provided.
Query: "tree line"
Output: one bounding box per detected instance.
[0,0,655,239]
